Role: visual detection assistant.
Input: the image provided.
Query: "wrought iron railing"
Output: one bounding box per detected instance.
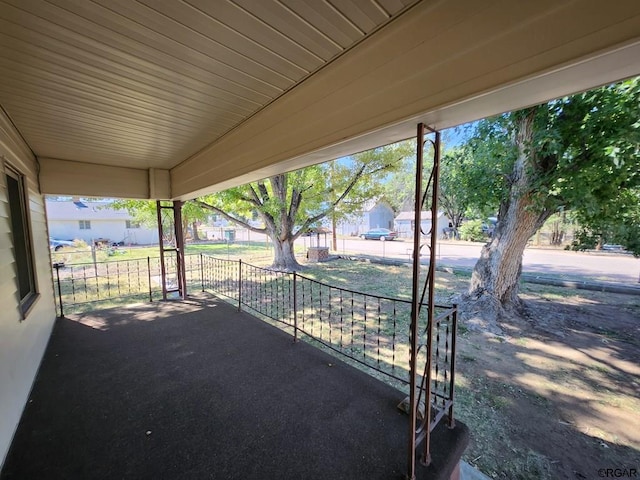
[415,306,458,441]
[295,273,411,382]
[199,255,458,438]
[52,253,457,449]
[239,261,294,327]
[52,254,202,316]
[200,255,239,301]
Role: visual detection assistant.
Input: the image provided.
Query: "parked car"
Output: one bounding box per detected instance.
[49,237,75,251]
[360,228,398,241]
[481,217,498,237]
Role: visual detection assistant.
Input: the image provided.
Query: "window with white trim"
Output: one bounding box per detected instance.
[6,167,38,316]
[79,220,91,229]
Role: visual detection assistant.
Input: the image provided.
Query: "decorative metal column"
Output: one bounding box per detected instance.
[407,123,441,478]
[156,200,187,300]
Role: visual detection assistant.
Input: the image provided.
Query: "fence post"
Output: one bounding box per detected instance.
[54,263,64,318]
[147,257,153,302]
[91,243,98,277]
[293,272,298,342]
[200,253,205,292]
[238,259,242,312]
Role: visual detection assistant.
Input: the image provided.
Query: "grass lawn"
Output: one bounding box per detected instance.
[50,241,285,265]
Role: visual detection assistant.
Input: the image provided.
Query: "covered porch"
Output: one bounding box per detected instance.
[1,294,468,480]
[2,1,640,478]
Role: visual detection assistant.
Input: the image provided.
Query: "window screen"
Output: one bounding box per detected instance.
[6,169,37,315]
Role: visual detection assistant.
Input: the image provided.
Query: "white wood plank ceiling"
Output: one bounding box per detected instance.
[0,0,417,170]
[2,0,640,199]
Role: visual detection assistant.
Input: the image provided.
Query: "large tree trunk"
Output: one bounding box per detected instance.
[271,236,301,271]
[191,221,200,241]
[549,215,565,245]
[468,200,548,309]
[465,110,552,329]
[332,213,337,251]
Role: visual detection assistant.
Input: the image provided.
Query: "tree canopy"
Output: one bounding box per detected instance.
[110,142,412,270]
[464,78,640,253]
[462,77,639,326]
[196,141,412,270]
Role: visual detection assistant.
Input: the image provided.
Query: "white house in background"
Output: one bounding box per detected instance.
[45,199,158,245]
[335,200,395,236]
[394,211,451,239]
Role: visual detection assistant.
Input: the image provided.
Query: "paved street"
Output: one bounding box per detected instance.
[296,236,639,284]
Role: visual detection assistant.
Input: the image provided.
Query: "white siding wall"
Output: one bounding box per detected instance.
[122,226,157,245]
[48,219,92,241]
[0,115,57,468]
[49,219,158,245]
[367,203,394,230]
[395,215,450,239]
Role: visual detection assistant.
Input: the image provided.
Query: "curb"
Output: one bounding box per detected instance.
[521,274,640,296]
[335,254,640,296]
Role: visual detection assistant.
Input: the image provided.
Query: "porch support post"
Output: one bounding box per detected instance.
[407,124,442,477]
[407,123,425,479]
[173,200,187,300]
[421,129,441,465]
[156,200,187,300]
[54,263,64,318]
[156,201,168,300]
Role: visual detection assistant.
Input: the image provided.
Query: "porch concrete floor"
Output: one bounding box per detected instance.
[1,294,468,480]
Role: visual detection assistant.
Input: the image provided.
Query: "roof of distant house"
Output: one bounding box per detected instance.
[395,211,444,221]
[46,200,133,221]
[359,199,393,212]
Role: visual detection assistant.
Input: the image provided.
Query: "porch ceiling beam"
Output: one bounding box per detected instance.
[39,158,170,200]
[170,0,640,200]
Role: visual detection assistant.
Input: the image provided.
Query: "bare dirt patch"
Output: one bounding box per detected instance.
[298,259,640,479]
[457,285,640,479]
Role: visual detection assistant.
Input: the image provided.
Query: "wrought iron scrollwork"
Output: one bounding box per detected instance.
[407,124,458,477]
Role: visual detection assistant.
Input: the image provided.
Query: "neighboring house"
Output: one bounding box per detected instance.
[46,199,158,245]
[336,200,395,236]
[394,211,451,239]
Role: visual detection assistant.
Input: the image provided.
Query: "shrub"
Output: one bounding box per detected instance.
[459,220,485,242]
[73,239,89,249]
